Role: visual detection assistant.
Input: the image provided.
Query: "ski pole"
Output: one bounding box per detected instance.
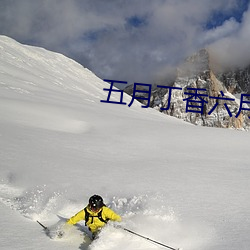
[37,220,48,231]
[122,227,180,250]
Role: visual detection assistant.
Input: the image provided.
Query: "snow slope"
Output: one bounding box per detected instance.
[0,35,250,250]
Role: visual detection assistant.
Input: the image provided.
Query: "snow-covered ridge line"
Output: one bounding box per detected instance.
[0,35,106,98]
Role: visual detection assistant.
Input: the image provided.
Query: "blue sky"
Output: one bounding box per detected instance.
[206,0,249,28]
[0,0,249,84]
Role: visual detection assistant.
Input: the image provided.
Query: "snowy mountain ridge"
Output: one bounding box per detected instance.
[0,35,141,133]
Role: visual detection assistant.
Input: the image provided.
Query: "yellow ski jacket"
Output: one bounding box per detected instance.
[67,206,121,233]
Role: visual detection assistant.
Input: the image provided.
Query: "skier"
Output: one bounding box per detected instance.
[66,194,121,239]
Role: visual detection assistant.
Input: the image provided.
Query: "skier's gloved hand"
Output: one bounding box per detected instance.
[55,223,71,238]
[56,230,64,238]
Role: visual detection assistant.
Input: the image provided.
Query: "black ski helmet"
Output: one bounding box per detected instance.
[89,195,104,210]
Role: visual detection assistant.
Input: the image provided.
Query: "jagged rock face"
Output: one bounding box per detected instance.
[125,49,250,130]
[217,66,250,94]
[153,49,250,130]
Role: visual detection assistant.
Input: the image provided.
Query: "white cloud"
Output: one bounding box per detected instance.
[0,0,249,83]
[200,17,240,45]
[209,5,250,68]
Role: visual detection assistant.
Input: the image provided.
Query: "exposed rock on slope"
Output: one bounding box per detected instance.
[125,49,250,130]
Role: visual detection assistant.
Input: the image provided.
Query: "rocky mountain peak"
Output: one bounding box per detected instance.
[124,48,250,130]
[177,48,210,78]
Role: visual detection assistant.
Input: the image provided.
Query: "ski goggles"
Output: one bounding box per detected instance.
[89,205,101,212]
